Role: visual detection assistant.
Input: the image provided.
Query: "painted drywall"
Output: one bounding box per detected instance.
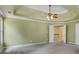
[66,22,75,43]
[4,17,79,46]
[14,6,79,44]
[66,21,79,43]
[4,18,49,46]
[0,5,14,15]
[2,5,79,47]
[14,6,77,21]
[15,6,48,21]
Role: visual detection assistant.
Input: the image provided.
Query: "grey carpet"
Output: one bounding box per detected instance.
[1,43,79,54]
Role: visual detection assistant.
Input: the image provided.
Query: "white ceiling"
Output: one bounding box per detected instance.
[24,5,68,14]
[14,5,79,21]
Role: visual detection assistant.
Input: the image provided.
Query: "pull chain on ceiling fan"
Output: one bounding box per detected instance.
[47,5,58,20]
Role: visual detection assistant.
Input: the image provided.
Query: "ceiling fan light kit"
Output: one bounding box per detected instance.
[47,5,58,20]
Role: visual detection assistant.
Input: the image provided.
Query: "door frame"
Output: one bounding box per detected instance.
[0,16,4,47]
[49,24,66,43]
[75,23,79,45]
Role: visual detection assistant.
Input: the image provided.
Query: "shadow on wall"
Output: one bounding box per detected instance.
[4,18,49,46]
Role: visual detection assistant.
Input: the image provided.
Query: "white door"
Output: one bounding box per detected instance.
[76,23,79,45]
[49,25,66,43]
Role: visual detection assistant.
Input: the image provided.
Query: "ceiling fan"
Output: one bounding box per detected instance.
[47,5,58,20]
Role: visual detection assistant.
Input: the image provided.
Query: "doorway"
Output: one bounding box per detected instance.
[49,25,66,43]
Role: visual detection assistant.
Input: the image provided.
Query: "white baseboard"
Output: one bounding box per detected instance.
[67,42,76,45]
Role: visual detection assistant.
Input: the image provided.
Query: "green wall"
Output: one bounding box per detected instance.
[0,5,79,47]
[67,22,75,43]
[66,21,79,43]
[4,18,49,46]
[4,18,79,46]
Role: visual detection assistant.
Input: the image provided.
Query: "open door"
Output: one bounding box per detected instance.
[49,25,66,43]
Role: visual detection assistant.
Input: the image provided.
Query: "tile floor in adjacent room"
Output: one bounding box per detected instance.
[1,43,79,54]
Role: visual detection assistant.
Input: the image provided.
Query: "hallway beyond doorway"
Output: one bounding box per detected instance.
[49,25,66,43]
